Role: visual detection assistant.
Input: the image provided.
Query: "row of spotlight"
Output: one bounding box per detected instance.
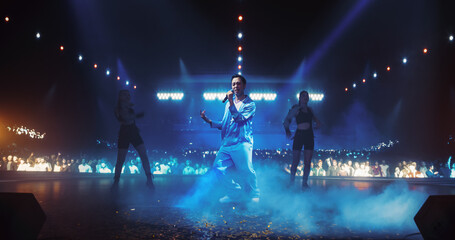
[236,15,244,75]
[3,16,136,89]
[158,92,324,102]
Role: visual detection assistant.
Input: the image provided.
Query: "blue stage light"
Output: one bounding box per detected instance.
[450,35,454,42]
[78,55,83,61]
[157,92,184,101]
[402,58,407,64]
[373,72,377,78]
[238,71,242,75]
[203,92,226,101]
[296,93,324,101]
[36,32,40,39]
[126,81,129,86]
[238,56,242,62]
[353,83,357,88]
[250,93,277,101]
[106,69,110,76]
[238,33,243,39]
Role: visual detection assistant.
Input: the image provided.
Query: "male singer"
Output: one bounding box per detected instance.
[200,75,259,203]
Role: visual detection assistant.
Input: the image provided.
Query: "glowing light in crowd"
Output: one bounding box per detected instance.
[117,76,120,80]
[94,64,98,69]
[362,78,366,83]
[386,66,391,71]
[106,69,110,76]
[60,45,64,51]
[423,48,428,54]
[238,15,243,21]
[373,72,377,78]
[238,65,242,70]
[238,46,242,52]
[5,16,9,22]
[238,33,243,39]
[238,56,242,62]
[296,93,325,101]
[250,93,277,101]
[157,92,184,100]
[78,55,83,61]
[203,92,227,101]
[450,35,454,42]
[36,32,40,39]
[6,126,46,139]
[402,57,407,64]
[126,81,129,85]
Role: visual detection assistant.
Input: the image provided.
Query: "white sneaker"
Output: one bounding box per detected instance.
[219,195,234,203]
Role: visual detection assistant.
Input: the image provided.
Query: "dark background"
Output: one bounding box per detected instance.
[0,0,454,160]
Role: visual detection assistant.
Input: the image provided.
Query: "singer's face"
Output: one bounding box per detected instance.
[231,77,245,95]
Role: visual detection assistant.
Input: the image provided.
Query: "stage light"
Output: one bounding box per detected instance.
[402,58,407,64]
[94,64,98,69]
[362,78,366,83]
[203,92,226,101]
[5,16,9,22]
[238,33,243,39]
[238,46,242,52]
[78,55,83,61]
[296,93,324,101]
[238,65,242,70]
[345,88,348,92]
[450,35,454,42]
[373,72,377,78]
[238,72,242,75]
[353,83,357,88]
[117,76,120,80]
[126,81,129,85]
[423,48,428,54]
[60,45,64,51]
[36,33,40,39]
[238,15,243,21]
[386,66,390,71]
[158,92,184,101]
[238,56,242,62]
[134,85,137,89]
[250,93,277,101]
[106,69,110,76]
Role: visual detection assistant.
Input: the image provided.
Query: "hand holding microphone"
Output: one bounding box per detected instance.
[222,89,234,103]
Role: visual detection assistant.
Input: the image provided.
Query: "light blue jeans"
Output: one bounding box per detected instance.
[213,142,259,199]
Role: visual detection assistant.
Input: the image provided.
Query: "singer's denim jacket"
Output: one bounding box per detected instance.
[211,96,255,147]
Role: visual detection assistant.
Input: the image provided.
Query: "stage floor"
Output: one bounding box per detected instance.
[1,171,454,240]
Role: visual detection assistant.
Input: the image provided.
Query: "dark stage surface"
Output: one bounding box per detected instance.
[1,172,455,240]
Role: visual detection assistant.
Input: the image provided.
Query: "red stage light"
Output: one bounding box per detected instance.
[60,46,64,51]
[362,78,366,83]
[5,16,10,22]
[238,46,242,51]
[387,66,391,71]
[238,65,242,70]
[423,48,428,54]
[94,64,98,69]
[117,76,120,80]
[134,85,137,89]
[345,88,348,92]
[238,15,243,21]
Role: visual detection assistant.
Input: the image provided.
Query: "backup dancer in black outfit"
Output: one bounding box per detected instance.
[283,90,321,189]
[113,90,154,189]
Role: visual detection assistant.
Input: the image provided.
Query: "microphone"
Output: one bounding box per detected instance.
[222,89,233,103]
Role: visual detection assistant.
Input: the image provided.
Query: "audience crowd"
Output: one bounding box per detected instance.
[1,147,454,179]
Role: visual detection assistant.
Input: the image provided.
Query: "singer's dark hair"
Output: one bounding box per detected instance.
[231,74,246,85]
